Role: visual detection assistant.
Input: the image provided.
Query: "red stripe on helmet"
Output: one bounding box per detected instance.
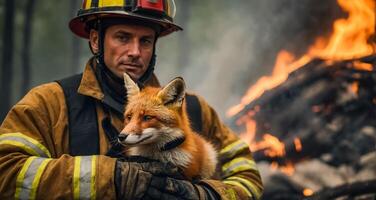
[138,0,164,12]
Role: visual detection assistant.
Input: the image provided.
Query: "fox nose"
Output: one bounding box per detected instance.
[118,134,128,142]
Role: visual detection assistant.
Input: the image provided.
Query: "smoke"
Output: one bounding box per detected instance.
[155,0,343,119]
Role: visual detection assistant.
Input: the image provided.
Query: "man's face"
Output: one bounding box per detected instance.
[90,24,156,80]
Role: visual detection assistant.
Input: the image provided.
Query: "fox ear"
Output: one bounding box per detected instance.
[123,73,140,99]
[157,77,186,106]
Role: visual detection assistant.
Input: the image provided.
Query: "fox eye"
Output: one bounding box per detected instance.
[143,115,154,121]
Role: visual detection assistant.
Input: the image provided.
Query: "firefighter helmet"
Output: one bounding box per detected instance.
[69,0,182,38]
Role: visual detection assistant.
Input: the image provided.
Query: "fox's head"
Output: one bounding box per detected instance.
[118,73,188,149]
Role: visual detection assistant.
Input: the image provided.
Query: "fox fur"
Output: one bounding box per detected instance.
[118,73,217,179]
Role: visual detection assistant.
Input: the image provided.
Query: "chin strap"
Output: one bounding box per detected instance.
[160,136,186,151]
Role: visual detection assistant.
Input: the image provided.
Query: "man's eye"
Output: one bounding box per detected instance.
[141,39,153,46]
[117,35,129,42]
[143,115,153,121]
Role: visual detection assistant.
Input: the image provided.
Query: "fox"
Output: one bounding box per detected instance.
[118,73,218,180]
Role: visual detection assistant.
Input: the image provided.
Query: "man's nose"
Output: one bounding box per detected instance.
[128,41,141,58]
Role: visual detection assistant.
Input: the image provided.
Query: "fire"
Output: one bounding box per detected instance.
[294,137,302,152]
[353,61,373,71]
[252,134,285,157]
[233,0,375,176]
[303,188,314,196]
[228,0,375,117]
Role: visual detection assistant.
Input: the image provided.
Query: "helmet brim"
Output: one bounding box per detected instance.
[69,11,183,39]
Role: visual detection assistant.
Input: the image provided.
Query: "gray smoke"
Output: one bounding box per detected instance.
[155,0,343,119]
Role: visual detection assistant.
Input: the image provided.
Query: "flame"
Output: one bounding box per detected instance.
[294,137,302,152]
[280,161,295,176]
[303,188,314,196]
[252,134,286,157]
[353,61,373,71]
[349,82,359,94]
[227,0,375,117]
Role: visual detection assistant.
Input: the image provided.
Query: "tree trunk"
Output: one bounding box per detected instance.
[0,0,16,121]
[70,0,81,73]
[21,0,37,95]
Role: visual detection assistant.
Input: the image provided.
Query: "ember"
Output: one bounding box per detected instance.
[227,0,376,199]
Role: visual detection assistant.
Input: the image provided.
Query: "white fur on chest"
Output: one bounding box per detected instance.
[126,127,192,168]
[128,146,192,168]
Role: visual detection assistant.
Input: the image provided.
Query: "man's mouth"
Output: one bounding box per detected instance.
[121,63,142,69]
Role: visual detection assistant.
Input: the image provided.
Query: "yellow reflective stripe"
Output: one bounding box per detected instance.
[222,157,257,177]
[90,156,97,200]
[73,156,97,200]
[73,157,81,200]
[220,140,248,160]
[15,157,36,199]
[15,157,52,200]
[166,0,170,16]
[223,180,253,199]
[0,133,51,158]
[30,159,52,200]
[225,176,262,200]
[101,0,124,7]
[225,188,238,200]
[0,140,40,157]
[85,0,92,9]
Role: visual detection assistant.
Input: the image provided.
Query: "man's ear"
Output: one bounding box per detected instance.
[89,30,99,54]
[157,77,186,107]
[124,73,140,99]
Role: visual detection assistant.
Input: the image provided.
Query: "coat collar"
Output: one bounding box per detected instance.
[77,57,161,102]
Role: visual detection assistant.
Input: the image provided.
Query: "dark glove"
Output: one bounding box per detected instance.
[143,176,220,200]
[114,157,183,200]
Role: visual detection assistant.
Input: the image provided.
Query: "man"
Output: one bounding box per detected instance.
[0,0,263,199]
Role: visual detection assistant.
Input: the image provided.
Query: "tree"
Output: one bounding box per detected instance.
[0,0,16,121]
[21,0,37,95]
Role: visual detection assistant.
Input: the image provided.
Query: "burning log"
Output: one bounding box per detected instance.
[232,55,376,167]
[306,179,376,200]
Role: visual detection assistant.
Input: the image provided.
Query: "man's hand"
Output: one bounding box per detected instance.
[143,176,220,200]
[114,157,183,200]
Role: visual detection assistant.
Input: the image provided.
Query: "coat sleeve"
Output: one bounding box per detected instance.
[195,94,264,200]
[0,83,117,200]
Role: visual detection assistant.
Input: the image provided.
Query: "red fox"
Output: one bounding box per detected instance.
[118,73,217,179]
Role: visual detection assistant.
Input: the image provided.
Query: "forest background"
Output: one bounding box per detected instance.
[0,0,343,123]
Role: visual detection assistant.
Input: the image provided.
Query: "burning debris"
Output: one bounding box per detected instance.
[227,0,376,199]
[233,55,376,199]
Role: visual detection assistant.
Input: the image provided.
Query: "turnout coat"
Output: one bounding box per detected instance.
[0,58,263,200]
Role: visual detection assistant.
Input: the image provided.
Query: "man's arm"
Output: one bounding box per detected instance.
[0,83,117,199]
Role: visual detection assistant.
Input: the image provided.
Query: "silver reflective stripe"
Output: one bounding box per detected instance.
[225,176,261,200]
[74,156,96,200]
[80,156,92,199]
[220,140,249,160]
[0,133,51,158]
[16,157,52,200]
[223,158,257,177]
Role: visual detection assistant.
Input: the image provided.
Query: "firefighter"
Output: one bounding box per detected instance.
[0,0,263,199]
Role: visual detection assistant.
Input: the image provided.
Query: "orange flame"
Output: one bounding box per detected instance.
[294,137,302,152]
[252,134,286,157]
[228,0,375,117]
[353,61,373,71]
[303,188,314,196]
[280,161,295,176]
